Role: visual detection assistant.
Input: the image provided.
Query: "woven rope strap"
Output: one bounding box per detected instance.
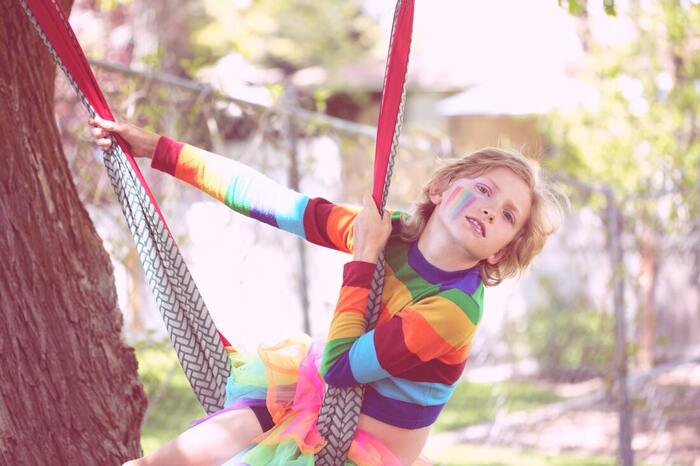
[314,0,412,463]
[19,0,230,414]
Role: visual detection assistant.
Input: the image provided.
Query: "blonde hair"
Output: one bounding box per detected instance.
[400,147,567,287]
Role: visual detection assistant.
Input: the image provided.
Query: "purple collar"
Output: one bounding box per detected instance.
[407,242,481,295]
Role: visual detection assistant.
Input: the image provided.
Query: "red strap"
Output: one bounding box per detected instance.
[28,0,413,344]
[25,0,168,230]
[372,0,414,209]
[24,0,236,343]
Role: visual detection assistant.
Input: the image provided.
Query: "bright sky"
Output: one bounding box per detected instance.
[362,1,650,115]
[364,0,584,87]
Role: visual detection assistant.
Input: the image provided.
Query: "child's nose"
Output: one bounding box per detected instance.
[482,208,494,223]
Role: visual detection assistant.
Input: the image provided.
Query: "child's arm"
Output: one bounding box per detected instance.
[88,116,370,252]
[320,261,477,386]
[151,137,383,252]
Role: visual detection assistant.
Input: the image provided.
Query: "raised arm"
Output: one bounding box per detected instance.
[89,116,367,252]
[152,136,312,237]
[152,137,383,252]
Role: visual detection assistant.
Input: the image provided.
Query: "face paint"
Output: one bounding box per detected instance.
[444,185,475,219]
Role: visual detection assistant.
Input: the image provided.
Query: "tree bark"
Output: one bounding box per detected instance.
[0,2,147,464]
[284,84,312,335]
[638,227,658,370]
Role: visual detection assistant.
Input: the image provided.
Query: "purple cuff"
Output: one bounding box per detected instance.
[361,386,443,428]
[343,261,377,288]
[322,352,359,387]
[150,136,183,175]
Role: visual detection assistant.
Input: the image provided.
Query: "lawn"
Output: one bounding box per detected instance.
[134,341,635,466]
[427,444,627,466]
[135,340,206,454]
[433,378,563,432]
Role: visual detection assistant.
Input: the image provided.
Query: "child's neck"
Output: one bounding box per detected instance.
[417,215,480,272]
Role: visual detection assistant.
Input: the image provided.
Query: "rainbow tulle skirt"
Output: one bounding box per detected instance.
[193,336,431,466]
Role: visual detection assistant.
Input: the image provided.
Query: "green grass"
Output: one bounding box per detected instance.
[134,342,644,466]
[427,444,622,466]
[135,340,205,454]
[434,379,563,432]
[427,443,674,466]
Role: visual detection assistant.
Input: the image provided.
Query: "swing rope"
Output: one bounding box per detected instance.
[20,0,414,463]
[315,2,414,464]
[19,0,230,415]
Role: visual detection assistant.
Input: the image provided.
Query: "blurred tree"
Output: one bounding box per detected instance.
[0,1,147,463]
[193,0,378,76]
[546,0,700,367]
[545,5,698,465]
[130,0,196,76]
[522,276,615,381]
[559,0,617,16]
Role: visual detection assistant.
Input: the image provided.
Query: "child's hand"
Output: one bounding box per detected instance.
[88,116,160,159]
[352,194,392,263]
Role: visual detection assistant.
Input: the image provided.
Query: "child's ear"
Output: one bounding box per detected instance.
[486,248,506,265]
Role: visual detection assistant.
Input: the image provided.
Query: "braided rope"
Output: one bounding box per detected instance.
[21,0,414,458]
[314,1,412,463]
[19,0,230,414]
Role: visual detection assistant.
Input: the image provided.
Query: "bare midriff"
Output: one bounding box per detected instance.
[357,413,431,465]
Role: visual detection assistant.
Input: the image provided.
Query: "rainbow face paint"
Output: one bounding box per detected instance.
[444,185,475,219]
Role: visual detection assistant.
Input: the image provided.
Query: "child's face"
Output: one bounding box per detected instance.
[431,167,532,265]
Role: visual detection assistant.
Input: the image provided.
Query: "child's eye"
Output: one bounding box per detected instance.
[504,211,515,224]
[476,184,489,195]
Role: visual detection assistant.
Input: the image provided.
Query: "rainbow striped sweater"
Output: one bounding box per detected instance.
[151,137,485,429]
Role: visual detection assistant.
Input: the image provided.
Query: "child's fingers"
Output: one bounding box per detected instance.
[97,137,113,150]
[90,115,118,131]
[99,119,117,131]
[91,126,107,138]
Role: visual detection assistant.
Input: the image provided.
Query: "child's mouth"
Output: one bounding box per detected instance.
[466,216,485,238]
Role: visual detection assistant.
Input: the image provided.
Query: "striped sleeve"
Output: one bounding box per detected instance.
[151,136,362,252]
[320,262,477,387]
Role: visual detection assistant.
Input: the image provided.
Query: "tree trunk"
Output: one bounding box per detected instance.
[0,2,147,464]
[638,227,658,370]
[284,83,312,335]
[605,191,634,466]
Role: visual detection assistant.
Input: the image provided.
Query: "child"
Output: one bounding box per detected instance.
[90,116,565,466]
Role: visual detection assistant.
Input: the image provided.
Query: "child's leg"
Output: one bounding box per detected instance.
[123,408,264,466]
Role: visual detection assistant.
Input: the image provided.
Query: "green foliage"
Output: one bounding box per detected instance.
[139,49,164,70]
[603,0,616,16]
[558,0,616,16]
[521,276,615,381]
[192,0,379,74]
[543,1,700,223]
[558,0,586,16]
